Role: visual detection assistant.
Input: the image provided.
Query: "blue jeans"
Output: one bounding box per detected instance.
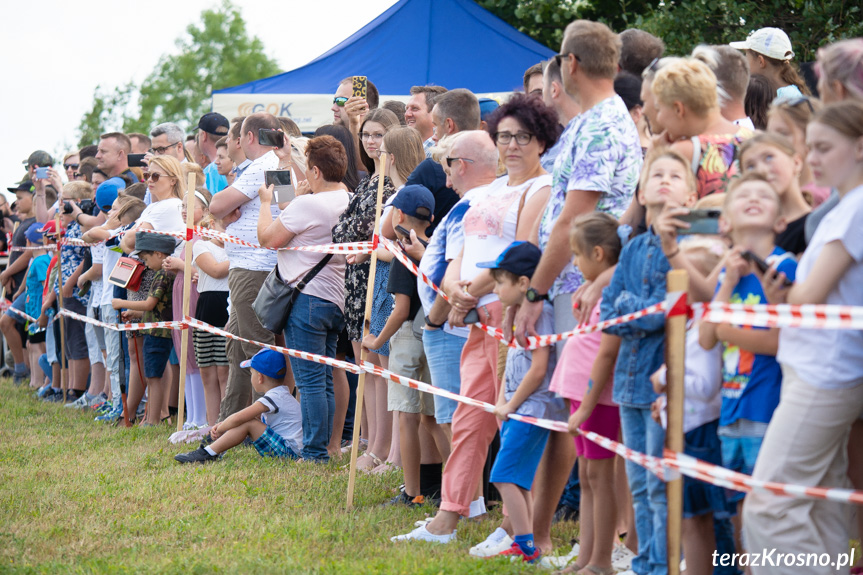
[558,460,581,509]
[284,293,344,462]
[620,405,667,575]
[422,327,466,424]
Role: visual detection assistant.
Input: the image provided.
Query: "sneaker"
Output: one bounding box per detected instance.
[469,528,514,558]
[13,371,30,386]
[64,394,91,409]
[88,393,108,408]
[390,524,456,544]
[495,542,540,563]
[552,503,579,524]
[135,402,146,419]
[96,402,113,415]
[611,543,637,571]
[386,491,427,507]
[36,384,52,399]
[42,389,64,403]
[539,542,580,569]
[174,447,219,464]
[95,406,123,423]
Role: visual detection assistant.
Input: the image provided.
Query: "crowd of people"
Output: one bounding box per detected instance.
[4,19,863,575]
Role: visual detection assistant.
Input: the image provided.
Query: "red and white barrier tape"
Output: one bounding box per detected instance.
[380,236,451,303]
[194,227,373,254]
[9,244,58,251]
[692,302,863,330]
[57,308,185,332]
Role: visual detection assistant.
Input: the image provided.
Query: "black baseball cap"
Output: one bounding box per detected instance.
[477,241,542,278]
[7,181,35,194]
[196,112,229,136]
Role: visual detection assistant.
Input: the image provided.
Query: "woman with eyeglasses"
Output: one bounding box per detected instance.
[331,107,400,470]
[413,92,561,546]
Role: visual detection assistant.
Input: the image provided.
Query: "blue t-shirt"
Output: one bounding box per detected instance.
[204,162,228,194]
[503,302,566,420]
[718,247,797,428]
[25,254,51,319]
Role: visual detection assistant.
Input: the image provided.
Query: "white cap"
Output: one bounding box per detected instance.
[730,28,794,61]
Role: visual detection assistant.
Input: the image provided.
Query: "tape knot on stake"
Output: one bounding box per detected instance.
[186,227,193,241]
[372,234,379,250]
[665,290,690,319]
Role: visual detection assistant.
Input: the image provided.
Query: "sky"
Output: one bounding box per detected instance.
[0,0,399,198]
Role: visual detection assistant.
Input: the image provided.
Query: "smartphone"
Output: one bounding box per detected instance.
[258,128,285,148]
[678,209,721,235]
[742,250,794,287]
[35,167,49,180]
[128,153,146,168]
[352,76,368,100]
[394,225,411,240]
[265,170,294,204]
[463,308,479,324]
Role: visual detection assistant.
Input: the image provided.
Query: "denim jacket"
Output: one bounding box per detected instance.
[600,229,670,408]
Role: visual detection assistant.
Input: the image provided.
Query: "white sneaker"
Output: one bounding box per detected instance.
[390,524,456,544]
[612,543,637,571]
[538,542,580,569]
[64,394,91,409]
[468,527,513,557]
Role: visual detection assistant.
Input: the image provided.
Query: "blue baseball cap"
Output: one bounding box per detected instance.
[240,348,287,379]
[385,184,435,221]
[24,222,45,244]
[477,240,542,278]
[478,98,500,122]
[95,177,126,212]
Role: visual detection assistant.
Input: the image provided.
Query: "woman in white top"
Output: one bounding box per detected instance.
[746,101,863,564]
[412,93,559,544]
[120,155,185,253]
[257,135,351,463]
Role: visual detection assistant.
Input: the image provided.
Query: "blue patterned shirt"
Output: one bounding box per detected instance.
[538,95,642,299]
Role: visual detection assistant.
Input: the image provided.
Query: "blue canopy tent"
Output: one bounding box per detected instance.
[212,0,554,131]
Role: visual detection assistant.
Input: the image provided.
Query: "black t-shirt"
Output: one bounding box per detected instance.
[404,158,459,235]
[775,213,808,256]
[387,258,422,321]
[9,216,35,288]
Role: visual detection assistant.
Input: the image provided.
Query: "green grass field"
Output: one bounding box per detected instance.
[0,382,579,574]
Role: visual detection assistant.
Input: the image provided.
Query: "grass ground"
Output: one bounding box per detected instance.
[0,382,579,574]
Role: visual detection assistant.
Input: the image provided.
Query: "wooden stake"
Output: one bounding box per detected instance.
[175,173,197,432]
[666,269,688,575]
[346,162,387,509]
[56,215,68,403]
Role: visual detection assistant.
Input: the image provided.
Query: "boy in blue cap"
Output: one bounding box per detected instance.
[175,348,303,463]
[479,241,564,563]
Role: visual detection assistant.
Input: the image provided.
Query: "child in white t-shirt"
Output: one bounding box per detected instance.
[174,348,303,463]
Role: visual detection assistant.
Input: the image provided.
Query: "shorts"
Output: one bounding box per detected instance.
[572,400,621,460]
[387,320,434,415]
[5,292,27,324]
[720,434,764,504]
[252,426,300,459]
[62,298,89,361]
[422,326,466,425]
[192,329,229,367]
[143,335,173,379]
[490,418,551,491]
[28,330,46,345]
[683,420,736,519]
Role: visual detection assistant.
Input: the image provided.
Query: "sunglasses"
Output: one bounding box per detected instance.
[333,96,348,107]
[64,163,79,170]
[147,172,167,183]
[445,157,475,167]
[553,52,580,68]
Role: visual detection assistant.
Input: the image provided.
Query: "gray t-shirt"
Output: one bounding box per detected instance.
[503,302,566,420]
[257,386,304,455]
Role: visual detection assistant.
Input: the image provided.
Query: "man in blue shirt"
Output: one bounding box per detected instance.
[196,113,230,193]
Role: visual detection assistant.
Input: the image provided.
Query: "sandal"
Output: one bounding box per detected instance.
[581,566,615,575]
[356,451,382,471]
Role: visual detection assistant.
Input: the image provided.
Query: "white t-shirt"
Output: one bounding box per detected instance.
[226,151,280,272]
[135,197,184,256]
[100,227,123,307]
[90,243,105,309]
[733,117,755,131]
[192,240,229,293]
[277,190,350,311]
[258,386,304,455]
[777,184,863,389]
[460,174,551,307]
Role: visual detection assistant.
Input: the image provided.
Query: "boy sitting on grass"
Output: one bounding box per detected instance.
[480,241,563,563]
[175,348,303,463]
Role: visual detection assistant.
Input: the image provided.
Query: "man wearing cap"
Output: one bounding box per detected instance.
[22,150,54,183]
[209,112,284,421]
[196,113,230,194]
[95,132,138,183]
[729,27,807,101]
[0,181,37,384]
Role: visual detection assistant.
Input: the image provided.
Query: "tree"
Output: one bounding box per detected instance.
[476,0,862,62]
[76,0,280,147]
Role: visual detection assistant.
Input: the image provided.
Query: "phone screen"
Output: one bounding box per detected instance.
[678,209,721,235]
[265,170,294,204]
[258,129,285,148]
[352,76,368,100]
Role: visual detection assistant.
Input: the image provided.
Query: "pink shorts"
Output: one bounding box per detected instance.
[571,400,621,460]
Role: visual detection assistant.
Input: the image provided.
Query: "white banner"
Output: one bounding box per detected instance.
[212,92,511,133]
